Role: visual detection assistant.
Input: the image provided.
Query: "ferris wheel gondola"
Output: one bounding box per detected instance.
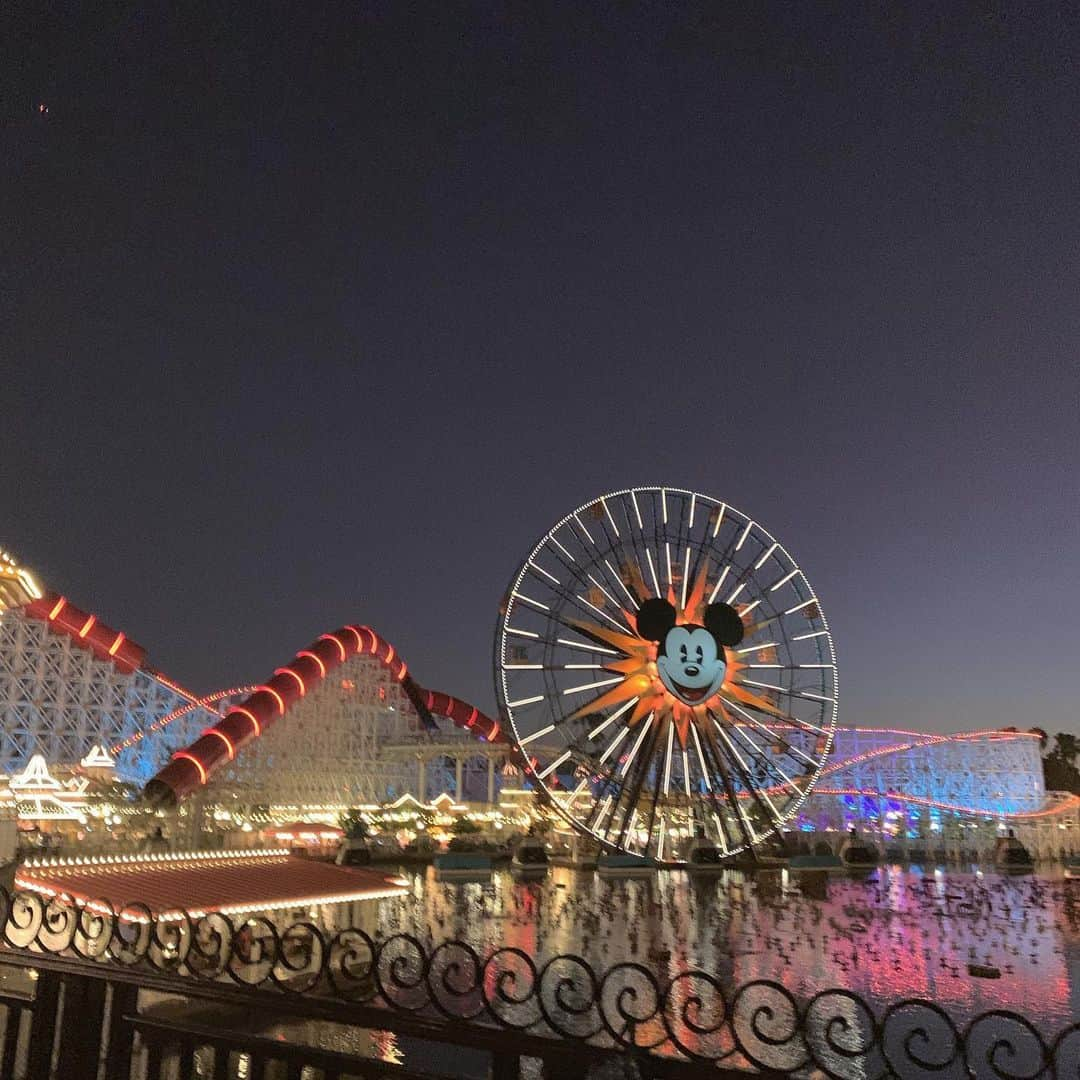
[494,487,838,865]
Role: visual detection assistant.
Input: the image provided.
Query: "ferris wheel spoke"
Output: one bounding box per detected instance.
[714,728,786,837]
[707,565,731,605]
[612,717,659,850]
[712,708,794,823]
[721,696,825,764]
[604,559,640,609]
[571,504,648,612]
[634,720,670,858]
[727,720,805,797]
[644,547,662,598]
[724,709,815,789]
[690,722,735,850]
[722,683,829,736]
[586,697,639,740]
[547,533,578,565]
[700,724,758,848]
[615,497,661,603]
[569,591,633,635]
[587,715,649,844]
[553,635,620,656]
[584,756,628,843]
[709,710,781,824]
[526,559,562,586]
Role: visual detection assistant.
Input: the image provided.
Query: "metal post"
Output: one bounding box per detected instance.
[418,757,427,801]
[455,757,463,801]
[103,981,140,1080]
[55,973,109,1078]
[487,756,495,805]
[25,969,60,1080]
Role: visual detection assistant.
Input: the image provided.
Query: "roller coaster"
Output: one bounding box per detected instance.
[0,547,1075,832]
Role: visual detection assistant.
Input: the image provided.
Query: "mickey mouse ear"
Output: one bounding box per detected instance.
[635,598,677,642]
[704,602,745,647]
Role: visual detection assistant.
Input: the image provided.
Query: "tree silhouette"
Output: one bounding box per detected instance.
[1042,732,1080,795]
[1055,732,1078,765]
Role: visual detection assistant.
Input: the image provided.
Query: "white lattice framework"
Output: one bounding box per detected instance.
[205,653,492,808]
[816,728,1045,814]
[0,609,213,783]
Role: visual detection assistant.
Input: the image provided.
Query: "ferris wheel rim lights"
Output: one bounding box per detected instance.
[495,486,839,865]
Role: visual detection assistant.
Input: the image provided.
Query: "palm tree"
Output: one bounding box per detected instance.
[1055,732,1079,765]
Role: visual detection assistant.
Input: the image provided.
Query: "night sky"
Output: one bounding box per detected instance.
[3,4,1078,737]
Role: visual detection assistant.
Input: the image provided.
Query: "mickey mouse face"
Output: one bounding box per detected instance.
[636,598,745,707]
[656,625,725,704]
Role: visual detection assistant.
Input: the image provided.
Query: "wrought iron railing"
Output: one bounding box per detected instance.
[0,886,1077,1078]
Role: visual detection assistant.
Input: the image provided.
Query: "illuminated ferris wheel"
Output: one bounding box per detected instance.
[495,487,838,864]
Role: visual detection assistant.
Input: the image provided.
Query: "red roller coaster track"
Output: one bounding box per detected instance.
[144,625,519,806]
[23,591,1073,820]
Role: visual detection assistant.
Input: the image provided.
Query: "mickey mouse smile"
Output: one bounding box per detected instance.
[669,679,711,703]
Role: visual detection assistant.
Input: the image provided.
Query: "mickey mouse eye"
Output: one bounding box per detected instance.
[695,644,703,662]
[679,644,687,661]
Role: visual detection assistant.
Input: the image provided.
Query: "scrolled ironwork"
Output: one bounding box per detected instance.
[0,883,1071,1078]
[374,932,431,1013]
[426,939,485,1021]
[112,902,153,965]
[730,978,810,1074]
[880,999,963,1080]
[324,927,377,1000]
[536,952,604,1041]
[963,1011,1049,1080]
[72,899,115,960]
[149,910,192,971]
[1049,1023,1080,1079]
[188,911,233,980]
[804,988,885,1080]
[4,890,43,950]
[660,969,735,1063]
[598,962,665,1051]
[272,921,325,994]
[226,914,279,987]
[480,946,542,1031]
[36,894,78,953]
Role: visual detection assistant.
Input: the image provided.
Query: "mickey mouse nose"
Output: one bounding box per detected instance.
[685,665,700,677]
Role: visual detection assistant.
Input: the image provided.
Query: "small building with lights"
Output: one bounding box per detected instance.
[14,849,409,932]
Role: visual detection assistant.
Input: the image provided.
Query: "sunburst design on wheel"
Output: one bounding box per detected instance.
[495,487,838,864]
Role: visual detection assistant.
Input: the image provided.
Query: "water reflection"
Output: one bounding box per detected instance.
[378,865,1080,1029]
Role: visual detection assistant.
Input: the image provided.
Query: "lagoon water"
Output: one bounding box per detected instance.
[379,864,1079,1033]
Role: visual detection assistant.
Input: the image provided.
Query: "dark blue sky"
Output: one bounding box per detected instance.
[3,3,1078,736]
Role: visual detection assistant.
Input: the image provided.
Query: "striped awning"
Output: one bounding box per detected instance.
[15,849,408,919]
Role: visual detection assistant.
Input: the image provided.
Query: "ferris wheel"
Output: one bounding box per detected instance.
[495,487,838,864]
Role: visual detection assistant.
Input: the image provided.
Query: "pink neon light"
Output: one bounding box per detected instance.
[274,667,306,696]
[230,706,261,737]
[173,751,207,784]
[47,596,66,620]
[296,650,327,678]
[813,787,1080,819]
[202,728,235,761]
[257,685,285,715]
[318,634,347,662]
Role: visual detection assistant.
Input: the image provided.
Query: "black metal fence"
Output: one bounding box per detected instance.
[0,886,1075,1078]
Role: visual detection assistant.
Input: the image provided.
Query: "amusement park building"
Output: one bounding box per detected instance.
[0,551,1075,853]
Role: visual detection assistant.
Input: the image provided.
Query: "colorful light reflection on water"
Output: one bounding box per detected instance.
[379,866,1080,1031]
